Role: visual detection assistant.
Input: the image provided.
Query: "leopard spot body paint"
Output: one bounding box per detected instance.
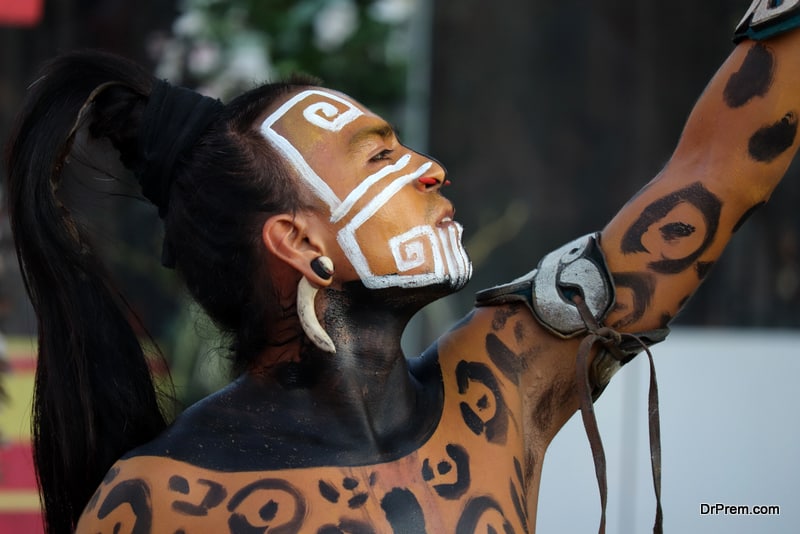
[749,112,798,163]
[724,43,774,108]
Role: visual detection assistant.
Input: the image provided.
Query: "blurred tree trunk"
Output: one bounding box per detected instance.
[429,0,800,327]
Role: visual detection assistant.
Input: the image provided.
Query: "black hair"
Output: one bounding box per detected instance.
[4,50,317,533]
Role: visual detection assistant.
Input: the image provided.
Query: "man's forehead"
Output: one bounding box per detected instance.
[259,88,381,210]
[263,89,367,139]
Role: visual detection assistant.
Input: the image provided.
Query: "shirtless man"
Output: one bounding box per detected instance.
[5,1,800,532]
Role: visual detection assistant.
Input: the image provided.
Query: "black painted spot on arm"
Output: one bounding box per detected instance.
[492,307,517,331]
[421,459,434,481]
[259,501,279,521]
[621,182,722,274]
[733,201,766,233]
[659,222,695,242]
[437,461,453,475]
[696,261,715,280]
[423,444,471,499]
[456,496,515,534]
[609,272,655,329]
[509,480,529,534]
[510,457,529,533]
[724,43,774,108]
[456,361,509,443]
[749,112,798,162]
[459,401,486,436]
[513,457,524,488]
[485,334,522,385]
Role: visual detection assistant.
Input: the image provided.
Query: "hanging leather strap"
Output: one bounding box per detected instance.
[572,294,663,534]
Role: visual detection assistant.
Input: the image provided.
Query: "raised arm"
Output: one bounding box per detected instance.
[601,26,800,333]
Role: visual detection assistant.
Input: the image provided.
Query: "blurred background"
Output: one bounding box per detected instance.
[0,0,798,532]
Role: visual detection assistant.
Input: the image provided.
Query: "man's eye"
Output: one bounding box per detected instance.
[370,149,394,162]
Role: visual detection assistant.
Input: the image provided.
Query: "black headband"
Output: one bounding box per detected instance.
[136,80,223,218]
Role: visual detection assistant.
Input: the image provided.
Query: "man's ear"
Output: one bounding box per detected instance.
[261,213,331,285]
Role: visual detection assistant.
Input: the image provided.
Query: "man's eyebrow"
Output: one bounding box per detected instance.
[347,123,397,152]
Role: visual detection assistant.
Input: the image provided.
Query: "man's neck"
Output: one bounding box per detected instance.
[250,281,447,453]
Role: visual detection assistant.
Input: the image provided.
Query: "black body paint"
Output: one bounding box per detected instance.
[456,496,515,534]
[485,333,522,385]
[96,479,153,534]
[610,272,656,329]
[86,467,121,513]
[696,261,715,280]
[749,112,798,162]
[317,520,375,534]
[226,479,307,534]
[724,43,774,108]
[491,307,518,331]
[380,488,427,533]
[319,480,340,503]
[510,457,529,534]
[129,343,444,471]
[421,444,471,499]
[621,182,722,274]
[660,222,695,242]
[169,476,227,516]
[456,361,509,444]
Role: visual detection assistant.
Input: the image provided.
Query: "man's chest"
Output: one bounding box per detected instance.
[88,431,530,534]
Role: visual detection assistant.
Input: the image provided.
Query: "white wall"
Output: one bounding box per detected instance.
[537,327,800,534]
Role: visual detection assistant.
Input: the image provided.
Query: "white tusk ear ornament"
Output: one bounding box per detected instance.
[297,273,336,353]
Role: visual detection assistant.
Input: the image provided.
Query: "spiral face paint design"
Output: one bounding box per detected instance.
[260,89,472,289]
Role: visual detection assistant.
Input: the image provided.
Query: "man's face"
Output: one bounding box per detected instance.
[259,88,472,291]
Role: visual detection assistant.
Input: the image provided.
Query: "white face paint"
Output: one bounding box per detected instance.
[259,89,472,290]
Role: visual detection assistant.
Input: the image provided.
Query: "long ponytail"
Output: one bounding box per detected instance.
[6,51,323,532]
[4,52,169,533]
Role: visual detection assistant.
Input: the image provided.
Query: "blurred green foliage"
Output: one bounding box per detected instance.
[156,0,411,119]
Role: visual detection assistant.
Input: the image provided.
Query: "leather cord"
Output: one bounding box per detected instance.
[571,294,663,534]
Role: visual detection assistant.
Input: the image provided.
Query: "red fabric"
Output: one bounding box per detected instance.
[0,442,36,490]
[0,514,44,534]
[0,0,43,27]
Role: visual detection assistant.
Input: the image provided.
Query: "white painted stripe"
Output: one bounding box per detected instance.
[260,129,341,210]
[259,89,364,212]
[330,154,412,223]
[345,162,432,231]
